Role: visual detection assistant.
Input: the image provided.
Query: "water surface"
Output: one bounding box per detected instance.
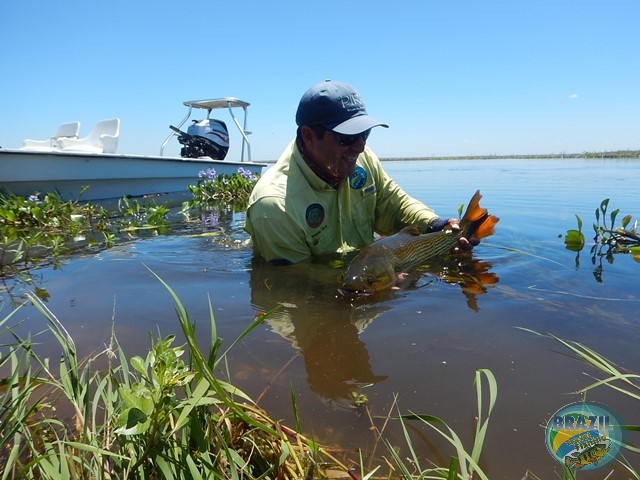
[2,158,639,478]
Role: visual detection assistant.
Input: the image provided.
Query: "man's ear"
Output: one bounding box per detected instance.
[300,125,315,144]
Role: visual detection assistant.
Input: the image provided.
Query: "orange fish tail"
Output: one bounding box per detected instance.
[474,214,499,239]
[461,190,499,240]
[461,190,488,222]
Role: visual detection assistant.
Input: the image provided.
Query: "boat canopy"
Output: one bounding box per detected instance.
[183,98,250,110]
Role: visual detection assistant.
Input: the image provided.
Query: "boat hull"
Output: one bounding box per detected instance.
[0,149,266,202]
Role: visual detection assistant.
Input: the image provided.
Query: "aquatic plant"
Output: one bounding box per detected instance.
[1,168,259,275]
[565,199,640,281]
[0,191,105,273]
[116,196,170,233]
[0,192,174,276]
[184,167,260,212]
[179,167,260,233]
[374,369,496,480]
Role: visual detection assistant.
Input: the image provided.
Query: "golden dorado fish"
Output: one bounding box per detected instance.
[341,190,499,294]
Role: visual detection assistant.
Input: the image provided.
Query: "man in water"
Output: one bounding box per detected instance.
[245,79,476,265]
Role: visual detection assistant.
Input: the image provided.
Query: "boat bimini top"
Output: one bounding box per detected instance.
[160,98,252,161]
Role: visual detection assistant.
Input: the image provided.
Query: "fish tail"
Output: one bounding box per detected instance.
[461,190,500,239]
[461,190,488,222]
[473,213,500,239]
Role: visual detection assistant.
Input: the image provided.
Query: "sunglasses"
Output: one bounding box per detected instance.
[331,129,371,147]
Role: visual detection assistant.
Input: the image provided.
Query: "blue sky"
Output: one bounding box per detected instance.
[1,1,638,162]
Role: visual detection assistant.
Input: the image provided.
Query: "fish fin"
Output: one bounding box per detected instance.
[461,190,488,222]
[399,225,422,236]
[461,190,499,239]
[474,214,500,239]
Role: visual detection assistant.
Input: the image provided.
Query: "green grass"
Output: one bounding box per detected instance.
[0,272,357,479]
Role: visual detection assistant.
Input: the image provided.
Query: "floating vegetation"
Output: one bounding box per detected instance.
[0,168,260,276]
[565,199,640,281]
[0,191,172,276]
[182,166,259,212]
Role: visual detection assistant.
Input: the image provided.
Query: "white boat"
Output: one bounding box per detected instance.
[0,98,266,202]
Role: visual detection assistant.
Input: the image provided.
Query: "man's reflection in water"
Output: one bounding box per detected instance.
[248,255,498,407]
[249,257,389,408]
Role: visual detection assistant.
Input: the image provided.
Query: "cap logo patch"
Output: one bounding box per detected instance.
[305,203,325,229]
[339,93,365,113]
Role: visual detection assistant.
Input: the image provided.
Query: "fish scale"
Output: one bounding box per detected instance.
[341,190,499,293]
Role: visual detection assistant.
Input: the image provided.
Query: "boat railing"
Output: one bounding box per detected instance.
[160,98,252,162]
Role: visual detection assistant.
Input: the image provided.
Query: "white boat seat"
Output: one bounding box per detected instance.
[21,121,81,150]
[58,118,120,153]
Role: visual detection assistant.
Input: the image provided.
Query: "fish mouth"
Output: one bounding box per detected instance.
[337,286,375,297]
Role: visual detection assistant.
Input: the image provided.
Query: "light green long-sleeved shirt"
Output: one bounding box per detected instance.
[244,141,441,264]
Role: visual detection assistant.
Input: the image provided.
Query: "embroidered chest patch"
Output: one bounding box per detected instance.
[305,203,325,228]
[348,166,367,190]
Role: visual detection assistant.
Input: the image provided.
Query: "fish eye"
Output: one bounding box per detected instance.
[365,275,375,287]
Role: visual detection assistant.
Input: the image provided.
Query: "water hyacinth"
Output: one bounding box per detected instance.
[184,167,260,219]
[237,166,259,183]
[1,166,260,273]
[198,167,218,181]
[0,191,172,275]
[200,210,220,228]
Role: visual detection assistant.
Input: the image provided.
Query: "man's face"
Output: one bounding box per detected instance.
[302,127,369,183]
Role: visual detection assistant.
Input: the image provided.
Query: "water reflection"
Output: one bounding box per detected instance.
[412,255,500,312]
[248,254,499,407]
[249,258,388,408]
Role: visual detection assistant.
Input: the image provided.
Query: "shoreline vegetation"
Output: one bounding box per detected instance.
[3,283,639,479]
[381,149,640,161]
[2,284,638,478]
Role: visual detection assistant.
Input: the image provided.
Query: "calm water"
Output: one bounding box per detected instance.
[2,158,639,478]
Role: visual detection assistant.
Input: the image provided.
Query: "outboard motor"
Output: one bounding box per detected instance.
[171,119,230,160]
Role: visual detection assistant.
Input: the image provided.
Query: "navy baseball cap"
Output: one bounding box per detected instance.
[295,80,389,134]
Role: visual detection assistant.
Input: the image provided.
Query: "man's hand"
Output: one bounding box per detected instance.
[446,218,480,253]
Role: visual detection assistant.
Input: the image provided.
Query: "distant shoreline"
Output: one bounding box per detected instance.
[381,149,640,161]
[259,149,640,163]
